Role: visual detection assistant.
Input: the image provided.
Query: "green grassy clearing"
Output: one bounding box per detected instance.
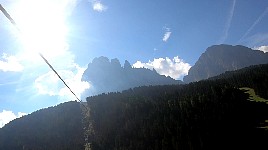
[239,87,268,104]
[240,87,268,130]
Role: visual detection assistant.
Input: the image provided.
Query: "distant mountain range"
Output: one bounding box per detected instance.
[81,45,268,95]
[183,44,268,83]
[81,56,181,95]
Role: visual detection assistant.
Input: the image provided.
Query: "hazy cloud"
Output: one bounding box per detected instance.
[133,56,191,79]
[162,27,171,42]
[218,0,236,43]
[91,0,107,12]
[0,110,26,128]
[242,33,268,47]
[239,7,268,43]
[34,64,90,102]
[253,45,268,53]
[0,53,23,72]
[163,32,171,42]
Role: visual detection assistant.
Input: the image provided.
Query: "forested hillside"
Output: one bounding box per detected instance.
[209,64,268,98]
[86,64,268,150]
[0,101,84,150]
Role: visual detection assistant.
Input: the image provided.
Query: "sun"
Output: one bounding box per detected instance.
[9,0,69,61]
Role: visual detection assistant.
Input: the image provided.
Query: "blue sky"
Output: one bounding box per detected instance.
[0,0,268,127]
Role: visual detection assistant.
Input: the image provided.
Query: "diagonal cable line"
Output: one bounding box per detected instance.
[39,53,82,102]
[1,5,90,148]
[0,4,18,28]
[0,4,83,103]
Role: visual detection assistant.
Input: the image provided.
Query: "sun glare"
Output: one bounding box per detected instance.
[10,0,69,60]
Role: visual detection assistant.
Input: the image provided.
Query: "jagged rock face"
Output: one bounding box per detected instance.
[183,44,268,83]
[82,57,181,95]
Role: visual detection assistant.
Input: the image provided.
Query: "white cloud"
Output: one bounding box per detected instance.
[253,45,268,53]
[133,56,191,79]
[34,64,90,102]
[163,32,171,42]
[162,27,172,42]
[132,61,144,68]
[0,110,26,128]
[91,0,107,12]
[0,53,23,72]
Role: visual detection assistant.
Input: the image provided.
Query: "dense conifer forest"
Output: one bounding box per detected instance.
[0,102,85,150]
[86,64,268,150]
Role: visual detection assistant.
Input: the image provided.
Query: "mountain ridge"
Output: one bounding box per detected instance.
[82,56,181,96]
[183,44,268,83]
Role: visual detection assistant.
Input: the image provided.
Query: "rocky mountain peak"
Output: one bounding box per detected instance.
[82,56,181,95]
[183,44,268,83]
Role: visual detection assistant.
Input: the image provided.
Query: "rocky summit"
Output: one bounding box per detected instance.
[82,56,181,95]
[183,44,268,83]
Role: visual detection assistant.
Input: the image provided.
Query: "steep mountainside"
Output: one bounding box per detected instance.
[0,101,84,150]
[82,56,181,95]
[183,44,268,83]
